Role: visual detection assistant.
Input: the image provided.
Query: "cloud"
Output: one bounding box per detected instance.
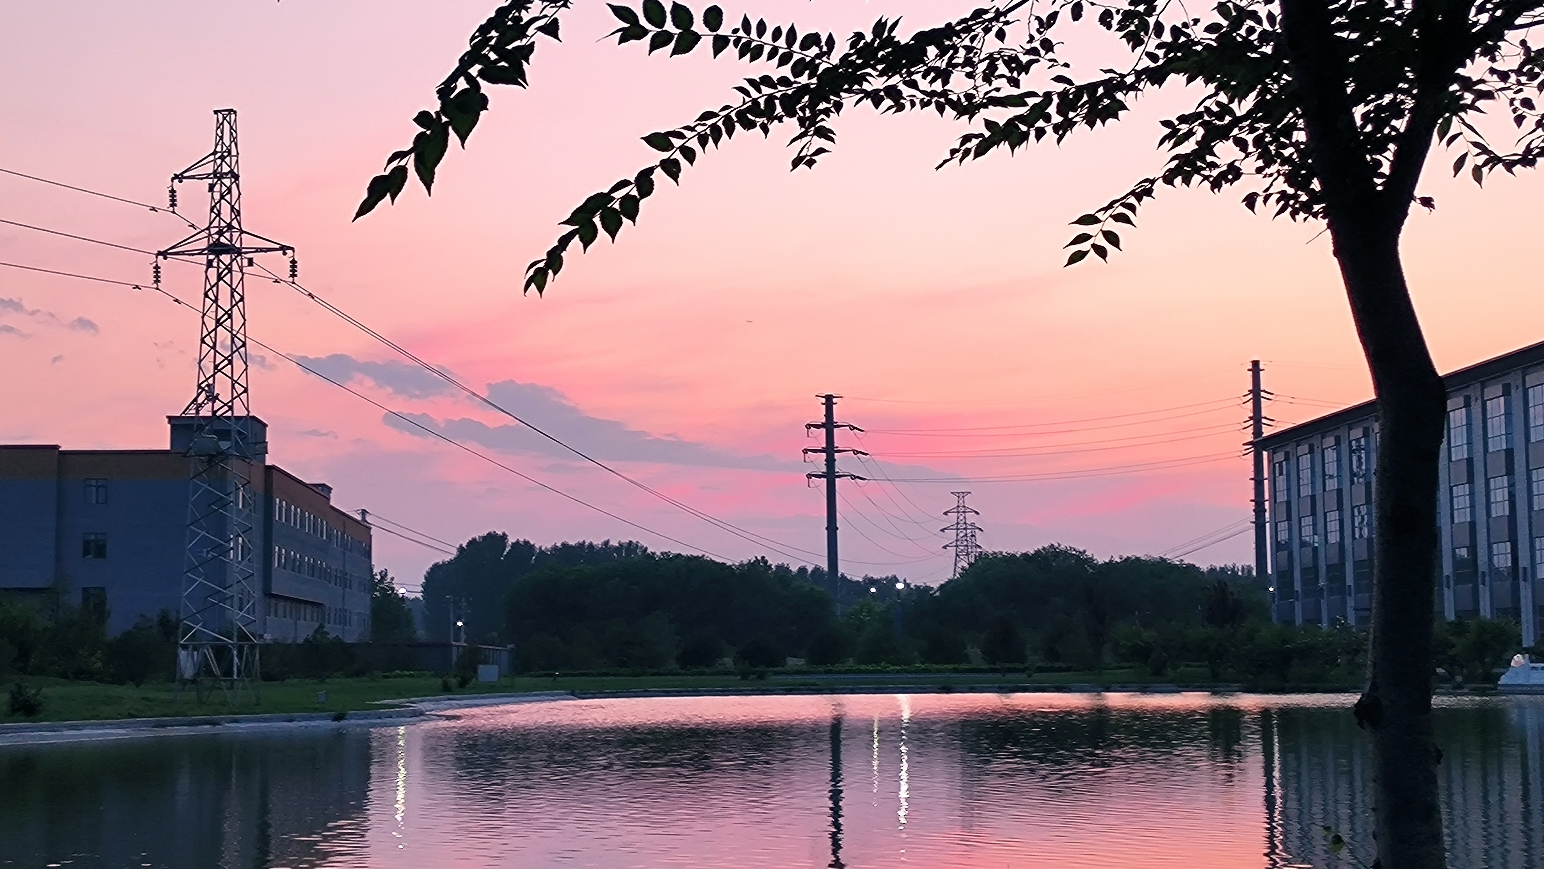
[50,354,63,365]
[298,428,338,439]
[290,353,457,400]
[250,352,275,370]
[0,298,98,335]
[384,379,799,472]
[0,324,27,339]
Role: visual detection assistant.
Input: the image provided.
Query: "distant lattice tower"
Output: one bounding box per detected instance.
[943,491,983,579]
[158,109,292,701]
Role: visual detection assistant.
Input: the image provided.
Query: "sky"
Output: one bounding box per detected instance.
[3,2,1543,591]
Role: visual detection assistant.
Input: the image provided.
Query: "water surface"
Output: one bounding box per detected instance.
[3,692,1541,868]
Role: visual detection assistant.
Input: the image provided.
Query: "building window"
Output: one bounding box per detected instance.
[1489,474,1513,518]
[80,587,107,624]
[1299,514,1318,547]
[1492,540,1514,573]
[1529,384,1544,443]
[1532,467,1544,512]
[1536,538,1544,579]
[1297,449,1314,498]
[1272,454,1289,500]
[1451,482,1473,524]
[1325,509,1342,545]
[1322,438,1341,490]
[1454,545,1474,572]
[1352,504,1371,540]
[1486,394,1512,453]
[1274,519,1289,547]
[1449,405,1471,461]
[1349,431,1369,484]
[84,478,108,504]
[82,532,107,559]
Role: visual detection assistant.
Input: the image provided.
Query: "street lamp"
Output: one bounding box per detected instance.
[455,619,464,644]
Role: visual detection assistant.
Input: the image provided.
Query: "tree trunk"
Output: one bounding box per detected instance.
[1329,221,1448,869]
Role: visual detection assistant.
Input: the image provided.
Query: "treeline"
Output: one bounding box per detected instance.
[419,536,1531,684]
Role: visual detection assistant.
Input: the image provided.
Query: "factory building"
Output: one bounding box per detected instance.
[0,415,372,641]
[1258,339,1544,646]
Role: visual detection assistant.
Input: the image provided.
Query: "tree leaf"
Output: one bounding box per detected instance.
[672,30,702,55]
[643,132,675,152]
[1071,214,1101,225]
[712,34,730,56]
[649,30,674,53]
[536,18,561,40]
[600,207,624,240]
[385,165,409,203]
[635,168,656,198]
[353,173,394,220]
[1065,249,1089,266]
[1091,242,1108,260]
[608,4,641,27]
[670,2,694,30]
[660,157,682,182]
[1101,229,1121,249]
[413,111,437,131]
[578,219,599,250]
[618,194,640,221]
[642,0,666,28]
[703,5,723,32]
[1065,232,1094,247]
[412,122,450,193]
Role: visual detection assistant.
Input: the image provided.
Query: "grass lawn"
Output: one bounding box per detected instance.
[1,666,1354,725]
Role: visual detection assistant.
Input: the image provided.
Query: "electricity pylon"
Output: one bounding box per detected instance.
[943,491,983,578]
[805,394,866,606]
[159,109,292,701]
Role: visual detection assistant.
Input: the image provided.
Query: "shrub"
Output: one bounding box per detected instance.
[453,644,482,688]
[8,682,42,717]
[678,630,725,669]
[981,616,1027,665]
[735,635,785,670]
[805,625,854,666]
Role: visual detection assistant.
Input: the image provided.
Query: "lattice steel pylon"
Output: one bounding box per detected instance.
[943,491,983,579]
[158,109,292,702]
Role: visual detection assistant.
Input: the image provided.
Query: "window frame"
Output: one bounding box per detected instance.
[1449,405,1471,461]
[1489,474,1513,518]
[1485,394,1512,453]
[81,532,107,560]
[1451,482,1474,524]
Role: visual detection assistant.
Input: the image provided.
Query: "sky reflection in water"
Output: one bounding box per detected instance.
[2,692,1541,869]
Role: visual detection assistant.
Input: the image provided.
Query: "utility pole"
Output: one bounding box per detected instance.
[1248,360,1274,611]
[161,109,293,702]
[805,395,866,607]
[943,492,983,578]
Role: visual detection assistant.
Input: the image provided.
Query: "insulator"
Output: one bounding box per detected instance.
[167,186,177,210]
[246,257,254,267]
[152,261,162,287]
[288,256,298,281]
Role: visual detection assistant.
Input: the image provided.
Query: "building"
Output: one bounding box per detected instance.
[0,415,372,641]
[1258,339,1544,645]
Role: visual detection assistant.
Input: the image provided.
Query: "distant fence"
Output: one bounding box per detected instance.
[352,642,512,677]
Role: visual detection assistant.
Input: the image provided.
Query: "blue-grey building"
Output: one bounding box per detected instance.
[1258,339,1544,646]
[0,416,372,641]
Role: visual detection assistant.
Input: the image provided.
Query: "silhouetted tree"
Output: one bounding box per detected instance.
[370,569,419,644]
[360,4,1544,862]
[981,616,1026,666]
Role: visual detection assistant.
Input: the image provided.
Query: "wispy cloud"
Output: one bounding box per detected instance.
[0,298,98,335]
[290,353,457,400]
[0,324,28,339]
[384,379,799,472]
[298,428,338,439]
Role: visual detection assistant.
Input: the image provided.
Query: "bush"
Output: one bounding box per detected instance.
[805,625,854,666]
[107,612,177,686]
[981,616,1027,665]
[735,635,785,670]
[8,682,42,717]
[453,644,482,688]
[678,630,725,669]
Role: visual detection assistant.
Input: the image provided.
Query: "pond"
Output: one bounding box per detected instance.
[2,692,1541,868]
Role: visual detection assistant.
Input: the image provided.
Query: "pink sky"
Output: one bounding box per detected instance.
[3,2,1542,589]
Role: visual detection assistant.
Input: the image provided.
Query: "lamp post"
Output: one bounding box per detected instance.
[894,580,907,654]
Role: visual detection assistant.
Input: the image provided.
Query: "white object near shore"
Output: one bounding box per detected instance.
[477,664,499,683]
[1497,655,1544,694]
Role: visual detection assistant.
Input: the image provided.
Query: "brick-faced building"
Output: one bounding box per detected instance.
[0,416,372,641]
[1258,339,1544,646]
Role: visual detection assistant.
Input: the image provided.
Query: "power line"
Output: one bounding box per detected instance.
[836,495,945,564]
[1159,518,1253,558]
[364,512,461,550]
[371,523,457,557]
[11,255,758,564]
[0,165,199,230]
[869,423,1240,459]
[883,451,1237,483]
[862,397,1238,434]
[0,217,157,256]
[248,261,872,565]
[842,366,1238,406]
[0,196,847,566]
[1167,524,1254,560]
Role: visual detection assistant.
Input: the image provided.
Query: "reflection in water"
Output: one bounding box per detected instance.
[3,694,1543,869]
[897,694,910,831]
[828,714,845,869]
